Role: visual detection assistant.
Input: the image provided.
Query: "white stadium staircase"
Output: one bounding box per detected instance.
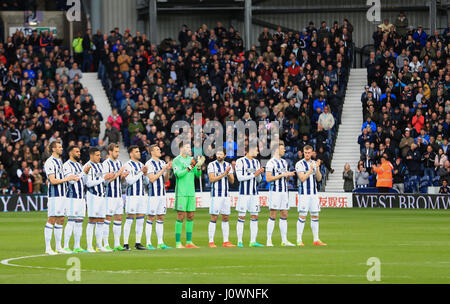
[325,68,366,192]
[80,73,128,164]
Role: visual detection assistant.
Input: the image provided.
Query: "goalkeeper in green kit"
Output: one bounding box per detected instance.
[173,142,205,248]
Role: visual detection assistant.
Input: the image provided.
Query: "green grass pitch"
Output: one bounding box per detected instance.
[0,208,449,284]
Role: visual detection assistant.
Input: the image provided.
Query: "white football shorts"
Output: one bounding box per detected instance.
[105,197,124,216]
[297,194,320,215]
[236,195,260,215]
[86,191,106,218]
[125,196,146,215]
[65,197,86,217]
[146,196,167,215]
[210,196,231,215]
[47,196,66,217]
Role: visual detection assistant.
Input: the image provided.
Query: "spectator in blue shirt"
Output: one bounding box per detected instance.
[24,63,36,79]
[415,128,430,145]
[412,26,428,46]
[34,92,49,111]
[313,95,326,112]
[362,117,377,133]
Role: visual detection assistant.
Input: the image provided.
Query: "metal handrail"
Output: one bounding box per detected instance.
[353,44,375,68]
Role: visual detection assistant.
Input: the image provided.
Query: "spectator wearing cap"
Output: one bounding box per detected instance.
[394,12,409,37]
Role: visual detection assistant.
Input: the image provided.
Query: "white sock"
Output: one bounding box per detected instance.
[156,220,164,245]
[63,219,75,249]
[123,217,133,245]
[145,220,153,246]
[222,221,229,243]
[44,222,53,251]
[135,216,144,244]
[250,219,258,243]
[86,222,95,249]
[267,217,275,243]
[74,220,83,249]
[95,222,104,248]
[280,217,288,243]
[54,224,63,250]
[237,219,244,243]
[208,221,216,243]
[113,221,122,247]
[311,219,319,242]
[297,218,305,243]
[103,220,111,247]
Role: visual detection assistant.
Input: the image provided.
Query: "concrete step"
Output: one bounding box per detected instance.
[326,68,366,192]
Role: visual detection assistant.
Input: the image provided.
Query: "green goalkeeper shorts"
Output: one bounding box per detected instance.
[174,196,196,212]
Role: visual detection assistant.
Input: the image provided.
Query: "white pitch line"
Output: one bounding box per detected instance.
[1,254,140,274]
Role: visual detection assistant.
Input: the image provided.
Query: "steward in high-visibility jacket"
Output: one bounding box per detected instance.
[372,156,394,188]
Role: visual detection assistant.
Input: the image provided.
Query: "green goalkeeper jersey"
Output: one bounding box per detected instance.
[173,154,201,197]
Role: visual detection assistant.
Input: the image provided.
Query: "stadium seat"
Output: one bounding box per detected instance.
[409,176,420,193]
[419,176,431,194]
[432,176,441,187]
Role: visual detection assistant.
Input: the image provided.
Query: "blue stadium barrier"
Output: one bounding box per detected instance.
[432,175,441,187]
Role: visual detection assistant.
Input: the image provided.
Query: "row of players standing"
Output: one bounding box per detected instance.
[42,140,326,255]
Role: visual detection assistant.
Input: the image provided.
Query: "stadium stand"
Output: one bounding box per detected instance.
[0,19,355,194]
[357,13,450,193]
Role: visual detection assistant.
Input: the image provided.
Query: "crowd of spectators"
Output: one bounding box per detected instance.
[0,28,107,194]
[0,18,355,194]
[92,20,354,190]
[357,14,450,193]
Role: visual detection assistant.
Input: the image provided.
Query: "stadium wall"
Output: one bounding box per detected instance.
[125,0,438,49]
[101,0,137,35]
